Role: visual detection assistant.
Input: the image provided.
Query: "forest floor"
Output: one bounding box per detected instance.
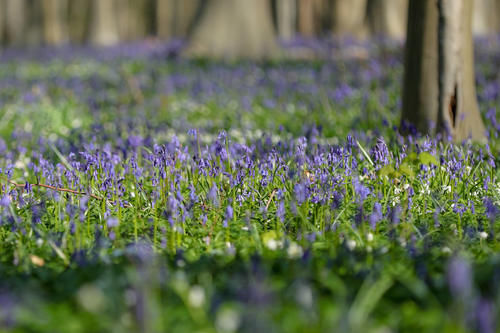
[0,39,499,332]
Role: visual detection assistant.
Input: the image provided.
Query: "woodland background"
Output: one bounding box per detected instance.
[1,0,500,49]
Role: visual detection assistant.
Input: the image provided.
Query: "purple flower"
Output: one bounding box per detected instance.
[476,299,494,333]
[294,183,308,205]
[353,178,370,203]
[107,217,119,228]
[208,184,219,207]
[276,200,285,222]
[447,256,473,299]
[0,196,10,207]
[371,137,390,167]
[369,202,382,230]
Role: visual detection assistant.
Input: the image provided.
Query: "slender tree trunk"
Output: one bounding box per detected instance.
[117,0,148,41]
[367,0,408,39]
[402,0,486,142]
[298,0,316,37]
[473,0,500,35]
[90,0,119,46]
[0,0,4,45]
[68,0,90,43]
[156,0,174,39]
[276,0,296,40]
[42,0,69,45]
[5,0,26,46]
[331,0,368,38]
[185,0,279,59]
[157,0,199,39]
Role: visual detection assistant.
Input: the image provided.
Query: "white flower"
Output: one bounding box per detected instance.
[287,242,303,259]
[266,239,279,251]
[479,231,488,240]
[346,239,356,251]
[441,247,452,254]
[366,233,374,242]
[188,285,205,308]
[442,185,452,193]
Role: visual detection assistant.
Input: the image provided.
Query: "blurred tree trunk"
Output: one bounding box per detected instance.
[90,0,119,45]
[157,0,200,39]
[276,0,296,40]
[298,0,316,37]
[402,0,486,142]
[68,0,90,43]
[331,0,367,38]
[25,0,44,46]
[0,0,4,44]
[117,0,148,41]
[42,0,69,45]
[5,0,26,46]
[473,0,500,35]
[185,0,279,59]
[367,0,407,39]
[156,0,174,39]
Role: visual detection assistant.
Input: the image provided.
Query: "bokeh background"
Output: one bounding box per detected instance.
[1,0,500,49]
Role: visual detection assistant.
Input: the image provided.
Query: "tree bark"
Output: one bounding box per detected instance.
[117,0,149,41]
[185,0,279,59]
[367,0,408,39]
[156,0,174,39]
[157,0,200,39]
[298,0,316,37]
[89,0,119,46]
[4,0,26,46]
[68,0,90,43]
[331,0,368,38]
[42,0,69,45]
[473,0,500,35]
[402,0,486,142]
[276,0,296,40]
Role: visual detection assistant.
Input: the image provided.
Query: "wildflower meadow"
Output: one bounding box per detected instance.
[0,40,499,332]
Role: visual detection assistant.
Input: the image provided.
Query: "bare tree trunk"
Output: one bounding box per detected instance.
[298,0,316,37]
[5,0,26,46]
[402,0,486,142]
[157,0,199,39]
[90,0,119,46]
[117,0,148,41]
[0,0,4,45]
[42,0,69,45]
[185,0,279,59]
[473,0,500,35]
[331,0,368,38]
[367,0,408,39]
[68,0,90,43]
[276,0,296,40]
[156,0,174,39]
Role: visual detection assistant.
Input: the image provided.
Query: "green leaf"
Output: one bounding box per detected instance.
[419,152,439,166]
[378,165,395,178]
[398,163,415,178]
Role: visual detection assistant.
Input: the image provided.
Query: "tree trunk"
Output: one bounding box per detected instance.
[276,0,296,40]
[185,0,279,59]
[298,0,316,37]
[89,0,119,46]
[331,0,368,38]
[367,0,408,39]
[0,0,4,45]
[42,0,69,45]
[4,0,26,46]
[68,0,90,43]
[402,0,486,142]
[117,0,149,41]
[473,0,500,35]
[156,0,174,39]
[157,0,200,39]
